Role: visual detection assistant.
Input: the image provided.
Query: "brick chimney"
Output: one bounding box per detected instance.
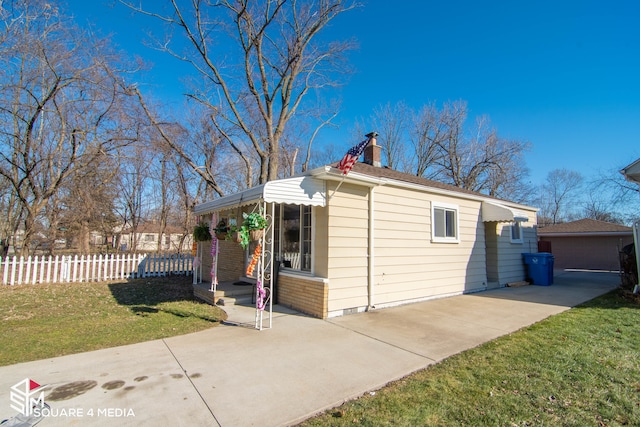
[363,132,381,167]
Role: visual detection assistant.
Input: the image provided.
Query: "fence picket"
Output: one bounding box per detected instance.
[119,254,126,279]
[52,256,58,283]
[10,256,17,285]
[39,256,45,284]
[72,255,78,282]
[24,256,32,285]
[31,256,38,285]
[45,256,52,283]
[17,256,25,285]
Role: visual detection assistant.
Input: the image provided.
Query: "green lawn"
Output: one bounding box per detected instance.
[0,276,226,366]
[301,290,640,427]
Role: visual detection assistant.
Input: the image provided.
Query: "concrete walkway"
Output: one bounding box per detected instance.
[0,270,620,426]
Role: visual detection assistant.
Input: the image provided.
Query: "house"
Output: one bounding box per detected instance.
[620,158,640,289]
[621,157,640,185]
[537,219,633,271]
[193,140,538,319]
[119,222,191,253]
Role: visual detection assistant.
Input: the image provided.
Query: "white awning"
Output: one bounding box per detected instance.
[482,201,529,222]
[194,176,326,214]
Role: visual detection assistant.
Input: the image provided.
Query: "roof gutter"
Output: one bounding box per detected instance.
[310,166,390,188]
[620,158,640,184]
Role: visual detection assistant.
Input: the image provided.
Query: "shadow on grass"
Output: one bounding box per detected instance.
[109,276,224,323]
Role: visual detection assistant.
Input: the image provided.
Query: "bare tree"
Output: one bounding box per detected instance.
[0,0,138,255]
[409,102,449,178]
[469,116,531,198]
[591,163,640,225]
[355,100,531,199]
[430,102,530,198]
[0,175,23,255]
[537,169,583,225]
[300,104,340,173]
[582,191,624,224]
[120,0,357,187]
[114,144,153,252]
[133,93,232,197]
[55,156,120,254]
[152,155,171,253]
[430,100,468,186]
[372,102,409,170]
[170,157,200,253]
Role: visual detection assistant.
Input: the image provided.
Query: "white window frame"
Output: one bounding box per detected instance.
[431,202,460,243]
[510,221,523,243]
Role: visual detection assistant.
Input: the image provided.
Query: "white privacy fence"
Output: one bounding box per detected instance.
[0,253,194,286]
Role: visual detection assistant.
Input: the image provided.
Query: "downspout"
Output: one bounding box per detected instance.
[363,132,381,312]
[367,186,375,311]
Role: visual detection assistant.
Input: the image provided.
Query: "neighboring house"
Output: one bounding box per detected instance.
[119,223,191,253]
[537,219,633,271]
[194,142,538,319]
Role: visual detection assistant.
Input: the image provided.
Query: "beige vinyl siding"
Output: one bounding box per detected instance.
[324,178,538,315]
[313,206,329,277]
[326,182,370,312]
[492,211,538,285]
[485,222,499,283]
[372,187,487,306]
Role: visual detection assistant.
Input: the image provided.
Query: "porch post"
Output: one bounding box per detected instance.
[255,201,275,330]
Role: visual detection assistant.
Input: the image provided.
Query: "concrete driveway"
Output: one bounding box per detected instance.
[0,270,619,426]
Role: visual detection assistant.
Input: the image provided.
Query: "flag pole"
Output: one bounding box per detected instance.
[329,174,347,200]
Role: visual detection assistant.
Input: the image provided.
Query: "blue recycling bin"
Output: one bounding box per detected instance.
[522,253,554,285]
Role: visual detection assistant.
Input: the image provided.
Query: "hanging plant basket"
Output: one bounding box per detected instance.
[250,229,264,241]
[193,223,212,242]
[236,211,268,248]
[214,220,228,240]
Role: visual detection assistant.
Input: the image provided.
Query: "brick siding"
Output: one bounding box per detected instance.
[277,274,328,319]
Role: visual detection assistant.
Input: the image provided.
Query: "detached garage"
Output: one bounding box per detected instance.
[537,218,633,271]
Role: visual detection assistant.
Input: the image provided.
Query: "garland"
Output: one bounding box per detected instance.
[256,280,266,310]
[246,243,262,276]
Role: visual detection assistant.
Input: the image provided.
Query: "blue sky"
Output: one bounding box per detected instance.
[67,0,640,186]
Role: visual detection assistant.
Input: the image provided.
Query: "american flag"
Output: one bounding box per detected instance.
[337,134,374,175]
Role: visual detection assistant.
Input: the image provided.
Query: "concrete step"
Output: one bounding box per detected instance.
[215,294,253,307]
[193,282,254,306]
